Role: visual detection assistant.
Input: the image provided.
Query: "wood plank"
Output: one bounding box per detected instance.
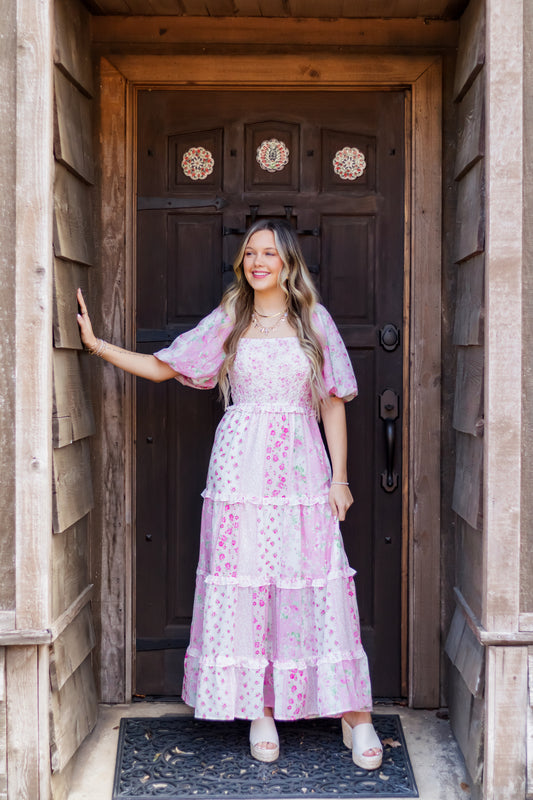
[453,254,484,346]
[452,431,483,530]
[54,67,94,184]
[15,0,54,634]
[444,605,465,664]
[53,258,89,350]
[484,0,523,635]
[409,59,442,708]
[521,0,533,629]
[54,164,95,266]
[50,603,96,692]
[529,649,533,707]
[50,655,98,773]
[455,70,484,181]
[52,438,94,534]
[105,53,440,85]
[455,160,485,263]
[52,349,95,447]
[457,517,483,621]
[50,584,94,642]
[5,647,40,799]
[91,15,458,46]
[449,664,484,785]
[52,517,90,619]
[0,0,16,618]
[454,619,484,698]
[452,345,484,435]
[453,0,484,102]
[54,0,94,96]
[485,646,527,798]
[93,58,131,703]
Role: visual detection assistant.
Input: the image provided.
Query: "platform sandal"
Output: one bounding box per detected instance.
[341,718,383,770]
[250,716,280,763]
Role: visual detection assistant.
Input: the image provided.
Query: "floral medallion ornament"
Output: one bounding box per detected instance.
[256,138,290,173]
[332,146,366,181]
[181,146,215,181]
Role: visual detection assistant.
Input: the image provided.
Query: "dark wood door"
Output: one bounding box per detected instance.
[135,90,404,698]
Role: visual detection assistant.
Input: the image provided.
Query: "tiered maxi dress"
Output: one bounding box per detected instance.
[154,303,373,721]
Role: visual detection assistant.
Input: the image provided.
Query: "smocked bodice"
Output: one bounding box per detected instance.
[230,338,313,411]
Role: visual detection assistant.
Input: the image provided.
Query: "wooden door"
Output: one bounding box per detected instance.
[135,90,404,698]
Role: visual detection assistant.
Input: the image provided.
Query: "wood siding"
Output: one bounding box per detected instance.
[50,0,98,794]
[446,0,486,790]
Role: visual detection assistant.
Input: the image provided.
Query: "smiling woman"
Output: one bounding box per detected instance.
[77,218,382,770]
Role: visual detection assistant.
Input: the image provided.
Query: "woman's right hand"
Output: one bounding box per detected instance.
[76,287,98,351]
[75,287,178,382]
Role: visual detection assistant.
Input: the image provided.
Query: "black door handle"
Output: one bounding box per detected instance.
[379,389,399,492]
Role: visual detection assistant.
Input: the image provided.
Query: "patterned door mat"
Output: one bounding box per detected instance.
[113,714,418,799]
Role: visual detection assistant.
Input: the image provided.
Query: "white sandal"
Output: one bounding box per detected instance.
[250,716,280,763]
[341,718,383,770]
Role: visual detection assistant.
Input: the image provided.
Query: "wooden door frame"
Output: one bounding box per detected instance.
[97,52,442,708]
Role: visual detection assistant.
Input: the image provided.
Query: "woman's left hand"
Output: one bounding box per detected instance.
[328,483,354,522]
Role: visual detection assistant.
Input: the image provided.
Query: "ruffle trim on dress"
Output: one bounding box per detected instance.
[196,566,356,588]
[185,649,367,670]
[201,490,330,506]
[226,402,315,417]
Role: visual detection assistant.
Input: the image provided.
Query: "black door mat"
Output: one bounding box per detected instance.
[113,714,418,799]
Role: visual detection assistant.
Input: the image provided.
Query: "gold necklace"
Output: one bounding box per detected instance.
[253,307,286,318]
[251,311,288,335]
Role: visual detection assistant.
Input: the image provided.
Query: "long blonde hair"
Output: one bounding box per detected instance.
[218,219,326,409]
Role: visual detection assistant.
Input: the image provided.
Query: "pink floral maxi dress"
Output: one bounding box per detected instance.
[154,303,372,721]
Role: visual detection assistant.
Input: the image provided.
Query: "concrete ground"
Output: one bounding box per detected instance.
[68,702,472,800]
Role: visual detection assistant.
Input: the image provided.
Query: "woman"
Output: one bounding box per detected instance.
[77,219,382,770]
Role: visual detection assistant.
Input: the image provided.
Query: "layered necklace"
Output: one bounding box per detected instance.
[251,305,288,336]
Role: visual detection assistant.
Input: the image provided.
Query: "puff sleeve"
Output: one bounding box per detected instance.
[313,304,358,402]
[153,306,233,390]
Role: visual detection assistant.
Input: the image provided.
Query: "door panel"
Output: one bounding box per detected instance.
[136,90,404,697]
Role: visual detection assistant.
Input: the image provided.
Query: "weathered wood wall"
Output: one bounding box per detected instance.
[50,0,98,795]
[445,0,486,790]
[0,0,55,798]
[446,2,533,799]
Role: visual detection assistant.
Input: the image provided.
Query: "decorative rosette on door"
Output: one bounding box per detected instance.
[181,146,215,181]
[332,146,366,181]
[256,138,290,173]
